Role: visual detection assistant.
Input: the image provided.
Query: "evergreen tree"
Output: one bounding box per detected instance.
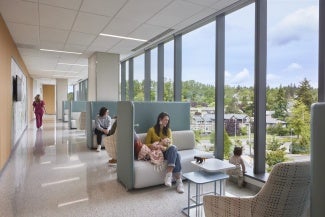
[273,86,288,120]
[296,78,313,110]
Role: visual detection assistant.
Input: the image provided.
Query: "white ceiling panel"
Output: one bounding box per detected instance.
[40,41,65,50]
[6,22,39,46]
[55,64,72,71]
[108,40,142,54]
[147,0,204,28]
[130,24,169,41]
[72,12,111,35]
[39,4,77,30]
[101,17,142,36]
[86,45,109,54]
[69,66,88,72]
[89,35,121,50]
[39,0,83,10]
[18,48,40,57]
[63,44,89,53]
[66,31,97,46]
[0,0,247,83]
[73,59,89,65]
[80,0,128,17]
[211,0,239,9]
[57,54,80,63]
[185,0,222,7]
[40,27,69,43]
[0,0,38,25]
[172,7,216,31]
[116,0,173,23]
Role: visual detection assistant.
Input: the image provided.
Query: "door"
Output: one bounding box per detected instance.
[42,84,55,115]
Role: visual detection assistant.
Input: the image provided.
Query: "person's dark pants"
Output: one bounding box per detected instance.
[35,112,43,128]
[94,128,108,145]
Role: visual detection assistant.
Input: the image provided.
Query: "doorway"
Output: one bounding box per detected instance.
[42,84,55,115]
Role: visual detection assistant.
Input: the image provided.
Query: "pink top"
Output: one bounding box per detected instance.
[33,100,45,114]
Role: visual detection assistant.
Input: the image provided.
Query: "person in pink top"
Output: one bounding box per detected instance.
[32,94,46,129]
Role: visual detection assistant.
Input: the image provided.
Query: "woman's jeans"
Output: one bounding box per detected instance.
[164,145,182,175]
[94,128,107,145]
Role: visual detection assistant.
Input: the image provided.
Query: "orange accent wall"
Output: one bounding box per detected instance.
[0,15,33,171]
[43,85,56,114]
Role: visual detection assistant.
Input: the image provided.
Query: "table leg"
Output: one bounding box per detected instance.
[196,183,199,217]
[187,181,190,216]
[220,180,226,195]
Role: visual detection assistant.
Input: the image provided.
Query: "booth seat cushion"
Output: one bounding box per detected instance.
[136,130,196,151]
[63,114,69,122]
[133,149,214,189]
[71,112,81,129]
[133,130,214,189]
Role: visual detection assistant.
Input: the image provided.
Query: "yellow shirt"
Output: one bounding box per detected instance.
[145,127,172,147]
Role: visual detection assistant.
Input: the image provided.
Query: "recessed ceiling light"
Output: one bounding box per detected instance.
[40,48,82,55]
[52,75,80,78]
[99,33,147,42]
[58,63,88,67]
[43,69,79,73]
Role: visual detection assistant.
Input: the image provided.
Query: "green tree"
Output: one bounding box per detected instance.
[296,78,313,110]
[266,137,281,151]
[133,80,144,101]
[164,79,173,101]
[266,150,288,172]
[209,130,232,159]
[150,81,157,101]
[273,86,288,120]
[287,100,310,139]
[67,92,73,101]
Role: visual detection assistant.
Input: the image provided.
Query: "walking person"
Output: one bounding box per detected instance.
[32,94,46,129]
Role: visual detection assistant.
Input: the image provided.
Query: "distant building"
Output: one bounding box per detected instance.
[190,107,250,134]
[265,111,287,127]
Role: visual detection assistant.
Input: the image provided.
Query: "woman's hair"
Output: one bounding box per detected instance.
[154,112,170,136]
[233,146,243,156]
[99,107,108,117]
[34,94,40,103]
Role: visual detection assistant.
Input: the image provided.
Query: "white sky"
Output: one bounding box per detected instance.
[133,0,319,88]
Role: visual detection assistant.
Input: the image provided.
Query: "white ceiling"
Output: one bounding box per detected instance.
[0,0,245,84]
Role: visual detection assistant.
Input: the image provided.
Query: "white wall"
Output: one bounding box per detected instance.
[88,52,120,101]
[11,58,27,145]
[56,79,68,120]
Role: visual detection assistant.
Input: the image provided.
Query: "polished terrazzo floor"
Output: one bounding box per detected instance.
[0,115,257,217]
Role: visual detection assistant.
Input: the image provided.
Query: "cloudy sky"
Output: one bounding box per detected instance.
[180,0,319,87]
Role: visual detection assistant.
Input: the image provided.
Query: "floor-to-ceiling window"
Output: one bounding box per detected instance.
[225,4,255,168]
[125,60,129,100]
[182,21,216,150]
[151,48,158,101]
[134,54,145,101]
[120,0,319,174]
[265,0,317,171]
[164,40,174,101]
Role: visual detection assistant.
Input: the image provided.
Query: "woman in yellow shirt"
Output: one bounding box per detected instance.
[145,112,184,193]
